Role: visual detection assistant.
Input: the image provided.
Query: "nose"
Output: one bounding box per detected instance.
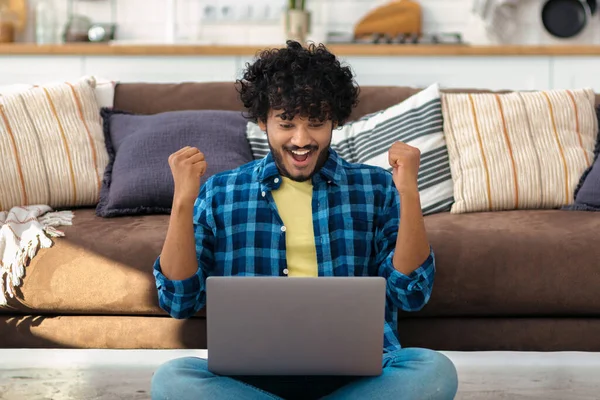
[290,126,312,149]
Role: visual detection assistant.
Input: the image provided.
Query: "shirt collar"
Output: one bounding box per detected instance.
[257,148,346,188]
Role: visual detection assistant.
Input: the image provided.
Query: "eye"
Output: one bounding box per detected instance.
[280,124,293,129]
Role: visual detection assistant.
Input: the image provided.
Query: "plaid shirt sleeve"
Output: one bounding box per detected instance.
[153,184,216,319]
[374,183,436,312]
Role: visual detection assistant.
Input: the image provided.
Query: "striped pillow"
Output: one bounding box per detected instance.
[0,76,116,109]
[246,83,455,215]
[441,88,597,214]
[0,77,109,211]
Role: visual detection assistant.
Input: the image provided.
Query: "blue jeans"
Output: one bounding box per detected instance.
[151,348,458,400]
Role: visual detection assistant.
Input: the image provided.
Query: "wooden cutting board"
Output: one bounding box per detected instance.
[354,0,422,38]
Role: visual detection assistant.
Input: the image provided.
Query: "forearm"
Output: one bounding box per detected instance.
[159,199,199,281]
[392,191,431,275]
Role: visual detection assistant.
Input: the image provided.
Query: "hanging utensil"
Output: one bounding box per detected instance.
[541,0,597,38]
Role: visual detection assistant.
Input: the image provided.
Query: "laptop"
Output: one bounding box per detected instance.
[206,276,386,376]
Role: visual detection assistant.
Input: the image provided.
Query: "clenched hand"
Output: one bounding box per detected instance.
[388,141,420,195]
[168,146,207,205]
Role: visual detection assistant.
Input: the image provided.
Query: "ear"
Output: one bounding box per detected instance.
[258,119,267,132]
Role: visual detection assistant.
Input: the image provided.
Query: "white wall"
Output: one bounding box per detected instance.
[21,0,600,46]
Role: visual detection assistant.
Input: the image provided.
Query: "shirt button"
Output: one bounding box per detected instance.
[274,178,280,184]
[261,191,266,197]
[283,268,289,275]
[281,226,287,232]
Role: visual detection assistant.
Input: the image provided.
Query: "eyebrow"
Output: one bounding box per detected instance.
[274,115,324,124]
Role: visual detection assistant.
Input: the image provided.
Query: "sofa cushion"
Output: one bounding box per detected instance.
[419,209,600,317]
[113,82,600,122]
[3,315,600,351]
[0,77,109,211]
[2,209,600,318]
[0,315,207,349]
[0,76,116,109]
[564,106,600,211]
[568,148,600,211]
[441,89,598,214]
[1,209,170,316]
[113,82,426,122]
[113,82,246,115]
[96,109,254,217]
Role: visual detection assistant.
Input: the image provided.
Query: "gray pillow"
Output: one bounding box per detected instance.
[564,106,600,211]
[97,108,253,217]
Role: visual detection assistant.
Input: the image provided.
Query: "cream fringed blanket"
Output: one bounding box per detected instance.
[0,205,73,305]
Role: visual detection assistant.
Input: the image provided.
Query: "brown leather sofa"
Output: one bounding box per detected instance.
[1,82,600,351]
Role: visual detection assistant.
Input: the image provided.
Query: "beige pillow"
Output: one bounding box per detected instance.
[441,89,597,214]
[0,77,109,211]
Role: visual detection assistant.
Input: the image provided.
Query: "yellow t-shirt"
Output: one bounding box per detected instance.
[271,177,318,277]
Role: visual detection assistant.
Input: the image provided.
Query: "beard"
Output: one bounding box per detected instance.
[267,129,331,183]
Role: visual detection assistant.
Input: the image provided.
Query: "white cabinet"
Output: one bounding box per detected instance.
[0,56,83,86]
[83,56,240,83]
[0,54,598,91]
[552,57,600,91]
[339,56,552,91]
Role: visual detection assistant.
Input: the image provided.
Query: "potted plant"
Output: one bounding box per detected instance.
[285,0,310,43]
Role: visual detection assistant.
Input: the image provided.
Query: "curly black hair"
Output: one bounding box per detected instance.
[236,40,359,126]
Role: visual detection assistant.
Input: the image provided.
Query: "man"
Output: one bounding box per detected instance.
[151,41,458,400]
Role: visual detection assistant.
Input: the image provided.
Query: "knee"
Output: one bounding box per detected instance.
[389,348,458,399]
[151,357,211,400]
[418,350,459,400]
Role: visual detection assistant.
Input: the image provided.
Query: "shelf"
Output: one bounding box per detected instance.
[2,43,600,56]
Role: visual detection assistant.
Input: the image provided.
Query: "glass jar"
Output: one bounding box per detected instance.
[35,0,58,44]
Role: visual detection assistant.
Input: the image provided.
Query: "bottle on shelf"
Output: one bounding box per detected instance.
[35,0,58,45]
[0,3,17,43]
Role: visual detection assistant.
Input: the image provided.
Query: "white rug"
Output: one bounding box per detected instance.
[1,350,599,400]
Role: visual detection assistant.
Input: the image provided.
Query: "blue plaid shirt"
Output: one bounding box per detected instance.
[154,149,436,360]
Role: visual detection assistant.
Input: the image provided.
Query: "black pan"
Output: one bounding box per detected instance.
[542,0,597,38]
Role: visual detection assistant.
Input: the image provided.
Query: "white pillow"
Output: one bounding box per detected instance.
[0,76,115,109]
[0,77,109,210]
[91,76,116,109]
[0,84,36,96]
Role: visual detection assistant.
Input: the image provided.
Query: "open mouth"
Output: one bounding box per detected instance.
[287,148,314,167]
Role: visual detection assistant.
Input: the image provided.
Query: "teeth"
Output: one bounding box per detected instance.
[291,150,310,155]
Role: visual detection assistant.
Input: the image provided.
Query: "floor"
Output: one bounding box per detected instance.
[1,350,600,399]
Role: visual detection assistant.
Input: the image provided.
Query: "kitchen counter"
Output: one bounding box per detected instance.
[3,43,600,56]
